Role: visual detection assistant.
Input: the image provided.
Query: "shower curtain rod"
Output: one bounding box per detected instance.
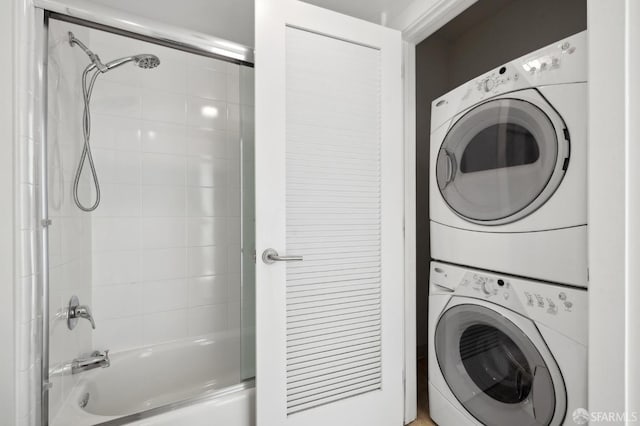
[34,0,255,66]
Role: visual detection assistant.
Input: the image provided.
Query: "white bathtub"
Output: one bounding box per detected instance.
[52,335,255,426]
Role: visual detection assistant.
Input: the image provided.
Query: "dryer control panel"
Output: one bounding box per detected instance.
[430,261,587,344]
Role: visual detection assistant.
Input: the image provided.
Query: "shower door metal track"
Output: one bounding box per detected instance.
[35,0,254,66]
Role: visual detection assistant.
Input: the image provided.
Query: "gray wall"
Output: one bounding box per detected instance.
[415,0,587,354]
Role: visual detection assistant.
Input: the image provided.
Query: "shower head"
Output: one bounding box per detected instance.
[104,54,161,71]
[134,54,161,69]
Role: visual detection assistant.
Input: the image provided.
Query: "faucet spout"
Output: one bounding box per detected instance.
[71,350,110,374]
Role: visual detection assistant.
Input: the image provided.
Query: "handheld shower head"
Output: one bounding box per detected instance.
[134,54,161,69]
[103,54,161,71]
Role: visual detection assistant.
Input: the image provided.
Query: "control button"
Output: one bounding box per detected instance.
[503,292,509,300]
[558,292,567,301]
[524,292,534,306]
[564,301,573,309]
[497,279,505,286]
[561,42,571,51]
[513,73,519,81]
[535,294,545,307]
[484,79,495,92]
[499,66,506,74]
[551,57,560,68]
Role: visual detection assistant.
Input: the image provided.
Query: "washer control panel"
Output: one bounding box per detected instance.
[430,261,588,344]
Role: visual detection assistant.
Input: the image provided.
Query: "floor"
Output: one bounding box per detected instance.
[409,359,436,426]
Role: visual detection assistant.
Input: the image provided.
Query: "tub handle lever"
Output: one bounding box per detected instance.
[67,295,96,330]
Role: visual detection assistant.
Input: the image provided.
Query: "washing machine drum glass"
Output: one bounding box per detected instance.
[435,304,560,426]
[436,98,566,224]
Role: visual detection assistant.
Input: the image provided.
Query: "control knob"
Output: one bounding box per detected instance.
[481,280,497,295]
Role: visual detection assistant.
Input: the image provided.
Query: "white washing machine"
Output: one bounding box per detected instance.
[428,261,587,426]
[429,31,587,287]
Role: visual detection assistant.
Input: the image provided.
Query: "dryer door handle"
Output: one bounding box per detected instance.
[444,150,457,187]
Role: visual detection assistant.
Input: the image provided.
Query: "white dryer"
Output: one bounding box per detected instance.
[428,261,587,426]
[429,31,587,286]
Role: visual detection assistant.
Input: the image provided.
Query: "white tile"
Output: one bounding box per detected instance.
[226,159,240,188]
[142,185,186,217]
[188,54,228,73]
[188,275,228,307]
[92,148,141,185]
[93,283,144,320]
[186,217,227,247]
[227,69,240,104]
[187,157,227,187]
[228,273,242,302]
[227,245,242,274]
[227,217,241,241]
[226,132,241,161]
[140,51,187,93]
[142,153,186,186]
[187,187,227,217]
[92,81,142,118]
[187,68,227,100]
[239,67,255,106]
[93,251,140,285]
[188,246,227,277]
[94,184,141,217]
[141,121,187,154]
[142,90,187,124]
[142,309,188,345]
[186,127,226,158]
[186,97,227,130]
[141,217,186,249]
[227,103,241,134]
[188,304,228,336]
[90,115,142,151]
[228,301,241,330]
[140,247,187,282]
[227,187,241,217]
[142,279,188,313]
[94,317,144,352]
[92,217,140,251]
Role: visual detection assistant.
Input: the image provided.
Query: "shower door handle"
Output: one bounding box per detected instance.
[262,248,303,264]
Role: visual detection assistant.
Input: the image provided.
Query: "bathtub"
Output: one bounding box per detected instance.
[52,334,256,426]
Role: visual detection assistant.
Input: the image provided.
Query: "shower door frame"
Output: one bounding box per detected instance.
[32,3,255,424]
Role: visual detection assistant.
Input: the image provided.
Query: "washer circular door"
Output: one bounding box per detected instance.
[436,90,569,225]
[435,300,567,426]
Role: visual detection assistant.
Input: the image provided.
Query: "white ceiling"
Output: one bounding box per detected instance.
[302,0,417,25]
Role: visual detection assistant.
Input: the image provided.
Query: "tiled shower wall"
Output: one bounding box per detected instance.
[85,28,245,351]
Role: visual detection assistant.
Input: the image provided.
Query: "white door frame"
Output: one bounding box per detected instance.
[397,0,640,422]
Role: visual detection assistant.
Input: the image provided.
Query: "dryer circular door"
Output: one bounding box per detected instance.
[435,299,567,426]
[436,89,569,225]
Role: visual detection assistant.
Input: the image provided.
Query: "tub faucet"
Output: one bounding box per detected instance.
[71,350,110,374]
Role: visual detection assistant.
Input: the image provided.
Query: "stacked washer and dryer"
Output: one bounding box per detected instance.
[427,31,588,426]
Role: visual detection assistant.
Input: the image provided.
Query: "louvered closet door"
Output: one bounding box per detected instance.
[255,1,404,425]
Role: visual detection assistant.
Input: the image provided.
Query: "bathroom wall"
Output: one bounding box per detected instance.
[415,0,587,354]
[47,21,95,421]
